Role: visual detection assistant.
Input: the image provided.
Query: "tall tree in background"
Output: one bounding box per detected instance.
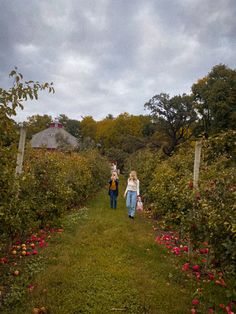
[113,114,151,153]
[96,118,115,148]
[80,116,97,140]
[24,114,52,139]
[58,114,81,138]
[144,93,197,155]
[105,113,114,120]
[192,64,236,136]
[96,113,151,153]
[79,116,97,149]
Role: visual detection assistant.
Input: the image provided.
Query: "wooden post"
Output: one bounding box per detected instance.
[188,140,202,259]
[193,140,202,189]
[15,125,26,175]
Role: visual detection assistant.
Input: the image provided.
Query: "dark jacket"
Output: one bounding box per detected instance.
[108,179,119,196]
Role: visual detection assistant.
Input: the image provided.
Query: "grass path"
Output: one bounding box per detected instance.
[8,179,193,314]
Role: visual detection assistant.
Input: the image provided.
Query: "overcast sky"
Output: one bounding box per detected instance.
[0,0,235,122]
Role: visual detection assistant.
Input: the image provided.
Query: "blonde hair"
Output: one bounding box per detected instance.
[111,171,118,179]
[129,170,137,181]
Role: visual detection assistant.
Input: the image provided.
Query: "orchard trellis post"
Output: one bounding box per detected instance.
[193,140,202,189]
[15,124,26,175]
[188,139,202,258]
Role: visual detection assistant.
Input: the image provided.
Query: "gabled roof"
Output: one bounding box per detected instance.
[30,122,79,149]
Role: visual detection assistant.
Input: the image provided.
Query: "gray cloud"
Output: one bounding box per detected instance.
[0,0,235,122]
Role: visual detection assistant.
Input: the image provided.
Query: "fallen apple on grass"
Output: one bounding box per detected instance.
[32,306,47,314]
[13,270,20,276]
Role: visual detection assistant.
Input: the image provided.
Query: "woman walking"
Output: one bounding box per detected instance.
[124,170,140,219]
[108,171,119,209]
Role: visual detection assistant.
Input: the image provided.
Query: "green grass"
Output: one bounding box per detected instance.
[3,178,194,314]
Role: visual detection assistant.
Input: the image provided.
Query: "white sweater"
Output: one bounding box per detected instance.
[125,179,140,195]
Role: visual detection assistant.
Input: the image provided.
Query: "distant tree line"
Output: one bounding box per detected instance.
[22,64,236,169]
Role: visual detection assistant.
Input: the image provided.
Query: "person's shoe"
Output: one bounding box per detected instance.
[128,215,131,218]
[130,216,134,219]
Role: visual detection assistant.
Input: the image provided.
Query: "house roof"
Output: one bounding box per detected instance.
[30,122,79,149]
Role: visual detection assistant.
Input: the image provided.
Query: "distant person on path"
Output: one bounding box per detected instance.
[124,170,140,219]
[111,162,117,173]
[108,171,119,209]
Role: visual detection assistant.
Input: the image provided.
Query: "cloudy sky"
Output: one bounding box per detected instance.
[0,0,235,122]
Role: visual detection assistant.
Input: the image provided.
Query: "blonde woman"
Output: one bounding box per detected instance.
[124,171,140,219]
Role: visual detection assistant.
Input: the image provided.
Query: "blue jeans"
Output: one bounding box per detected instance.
[110,190,117,209]
[126,190,137,217]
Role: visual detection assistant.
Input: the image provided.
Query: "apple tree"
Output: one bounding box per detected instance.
[0,68,54,249]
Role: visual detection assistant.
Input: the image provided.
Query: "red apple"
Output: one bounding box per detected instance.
[13,270,20,276]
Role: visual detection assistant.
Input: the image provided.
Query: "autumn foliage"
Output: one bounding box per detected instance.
[127,131,236,280]
[0,148,110,252]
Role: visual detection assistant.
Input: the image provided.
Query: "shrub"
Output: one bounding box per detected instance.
[0,147,110,252]
[131,131,236,277]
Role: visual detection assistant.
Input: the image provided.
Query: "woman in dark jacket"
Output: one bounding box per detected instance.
[108,172,119,209]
